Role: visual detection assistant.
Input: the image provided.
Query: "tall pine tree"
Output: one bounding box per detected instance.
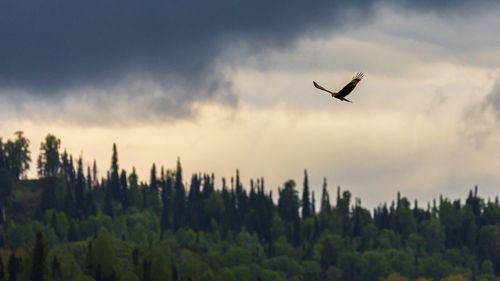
[110,144,120,200]
[302,169,311,220]
[174,157,185,231]
[75,157,86,218]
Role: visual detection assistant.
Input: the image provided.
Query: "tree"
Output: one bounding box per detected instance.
[149,163,160,211]
[37,134,61,177]
[4,131,31,179]
[383,273,409,281]
[278,180,300,245]
[301,170,311,220]
[31,232,47,281]
[104,183,114,218]
[92,160,98,188]
[128,167,142,209]
[420,219,445,254]
[320,178,330,214]
[110,143,120,199]
[120,170,129,210]
[479,225,500,275]
[360,251,390,281]
[90,233,117,280]
[174,157,186,231]
[75,157,86,217]
[278,180,300,224]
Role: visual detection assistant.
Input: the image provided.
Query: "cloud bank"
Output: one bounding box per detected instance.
[0,0,493,123]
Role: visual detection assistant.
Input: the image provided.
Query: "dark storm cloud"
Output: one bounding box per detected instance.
[0,0,490,121]
[0,0,367,94]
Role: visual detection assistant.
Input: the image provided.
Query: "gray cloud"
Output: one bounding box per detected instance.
[483,83,500,120]
[460,81,500,147]
[0,0,493,123]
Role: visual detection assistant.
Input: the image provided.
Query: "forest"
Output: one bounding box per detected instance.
[0,131,499,281]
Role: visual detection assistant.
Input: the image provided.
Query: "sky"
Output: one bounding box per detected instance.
[1,0,500,209]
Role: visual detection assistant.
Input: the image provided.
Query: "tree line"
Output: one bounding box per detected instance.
[0,132,500,281]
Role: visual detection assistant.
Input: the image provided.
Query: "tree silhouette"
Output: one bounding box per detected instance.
[302,169,311,220]
[110,144,121,200]
[37,134,60,177]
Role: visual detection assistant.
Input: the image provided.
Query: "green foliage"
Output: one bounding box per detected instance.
[383,272,410,281]
[2,133,500,281]
[218,268,237,281]
[421,219,445,254]
[121,271,140,281]
[302,260,321,281]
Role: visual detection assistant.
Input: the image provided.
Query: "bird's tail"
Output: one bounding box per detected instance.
[342,97,353,103]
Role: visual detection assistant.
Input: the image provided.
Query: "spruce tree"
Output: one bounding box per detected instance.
[120,170,129,210]
[104,183,114,218]
[87,166,92,191]
[311,191,316,216]
[149,164,159,210]
[302,169,311,219]
[320,178,330,213]
[174,157,185,231]
[92,160,98,188]
[75,157,85,217]
[63,181,75,218]
[110,144,121,199]
[161,174,172,236]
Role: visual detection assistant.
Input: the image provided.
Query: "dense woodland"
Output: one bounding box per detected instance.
[0,131,500,281]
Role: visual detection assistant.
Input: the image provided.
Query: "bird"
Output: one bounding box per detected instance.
[313,72,364,103]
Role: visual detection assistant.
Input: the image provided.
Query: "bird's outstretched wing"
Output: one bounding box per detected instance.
[336,72,364,98]
[313,81,336,96]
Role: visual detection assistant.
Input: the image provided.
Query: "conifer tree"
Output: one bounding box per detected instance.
[68,155,75,182]
[120,170,129,210]
[302,169,311,219]
[320,178,330,213]
[110,144,121,199]
[104,183,114,218]
[149,163,159,210]
[174,157,186,231]
[311,191,316,216]
[64,181,75,218]
[92,160,98,188]
[187,174,201,230]
[75,157,85,217]
[161,174,172,236]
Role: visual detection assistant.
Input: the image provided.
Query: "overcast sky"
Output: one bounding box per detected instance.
[1,0,500,209]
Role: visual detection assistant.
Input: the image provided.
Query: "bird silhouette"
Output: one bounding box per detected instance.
[313,72,364,103]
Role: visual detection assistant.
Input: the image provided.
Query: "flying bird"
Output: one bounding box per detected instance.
[313,72,364,103]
